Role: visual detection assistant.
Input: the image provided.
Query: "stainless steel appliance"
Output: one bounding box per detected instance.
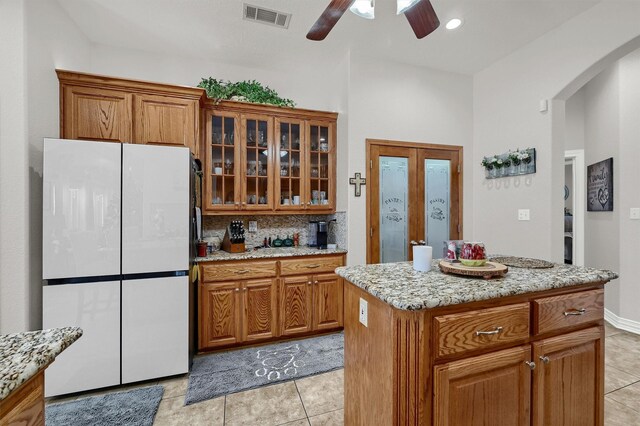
[308,221,318,247]
[317,221,328,249]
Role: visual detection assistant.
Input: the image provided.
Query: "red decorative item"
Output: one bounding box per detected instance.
[460,242,486,260]
[196,241,207,257]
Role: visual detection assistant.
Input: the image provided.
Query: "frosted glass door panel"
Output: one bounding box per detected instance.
[379,157,409,263]
[122,144,190,274]
[43,138,121,279]
[425,159,450,248]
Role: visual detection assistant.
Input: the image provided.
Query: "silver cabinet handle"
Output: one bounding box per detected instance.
[306,264,321,269]
[525,361,536,370]
[419,240,426,245]
[475,326,503,336]
[237,270,249,274]
[308,281,312,285]
[410,240,419,246]
[235,288,240,292]
[564,308,586,316]
[539,356,550,364]
[314,280,319,285]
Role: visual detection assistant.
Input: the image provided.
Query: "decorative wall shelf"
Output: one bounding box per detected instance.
[482,148,536,179]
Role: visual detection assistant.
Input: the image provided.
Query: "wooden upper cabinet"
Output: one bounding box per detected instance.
[134,93,198,153]
[202,100,338,215]
[61,85,132,142]
[532,326,604,426]
[57,70,202,157]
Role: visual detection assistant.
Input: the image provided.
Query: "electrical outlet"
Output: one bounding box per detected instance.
[248,221,258,233]
[359,298,368,327]
[518,209,530,221]
[631,208,640,220]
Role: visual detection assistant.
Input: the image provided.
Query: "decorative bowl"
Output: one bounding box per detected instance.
[460,259,487,267]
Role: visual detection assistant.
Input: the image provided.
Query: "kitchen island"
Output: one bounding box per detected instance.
[0,327,82,425]
[335,259,617,426]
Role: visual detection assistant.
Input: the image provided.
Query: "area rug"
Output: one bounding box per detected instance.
[46,385,164,426]
[185,332,343,405]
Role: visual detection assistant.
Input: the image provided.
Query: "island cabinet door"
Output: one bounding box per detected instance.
[242,279,278,342]
[312,273,343,331]
[433,345,532,426]
[280,276,313,336]
[199,282,242,349]
[531,326,604,426]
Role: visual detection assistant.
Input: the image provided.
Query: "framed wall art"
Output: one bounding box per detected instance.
[587,157,613,212]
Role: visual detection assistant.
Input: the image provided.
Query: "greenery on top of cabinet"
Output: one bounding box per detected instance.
[198,78,295,107]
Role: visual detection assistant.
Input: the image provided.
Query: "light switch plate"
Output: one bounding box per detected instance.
[359,298,368,327]
[248,221,258,233]
[518,209,530,221]
[630,208,640,220]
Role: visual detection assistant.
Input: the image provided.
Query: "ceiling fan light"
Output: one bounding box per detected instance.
[350,0,375,19]
[445,18,463,30]
[396,0,421,15]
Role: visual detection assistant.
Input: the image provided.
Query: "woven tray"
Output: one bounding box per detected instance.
[490,256,554,269]
[439,260,508,279]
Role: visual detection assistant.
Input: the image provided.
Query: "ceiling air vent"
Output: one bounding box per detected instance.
[243,3,291,29]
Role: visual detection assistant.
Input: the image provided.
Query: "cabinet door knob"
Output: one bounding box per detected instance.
[410,240,419,246]
[563,308,586,316]
[475,326,503,336]
[307,281,312,285]
[525,361,536,370]
[314,280,319,285]
[539,356,550,364]
[235,288,240,292]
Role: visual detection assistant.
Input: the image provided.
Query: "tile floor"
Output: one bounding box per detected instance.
[47,322,640,425]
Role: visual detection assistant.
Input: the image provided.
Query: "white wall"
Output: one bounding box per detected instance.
[473,1,640,263]
[582,65,620,314]
[0,0,28,334]
[0,0,91,333]
[565,89,585,151]
[617,49,640,325]
[346,54,473,265]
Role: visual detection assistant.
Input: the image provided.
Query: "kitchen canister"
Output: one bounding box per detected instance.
[413,245,433,272]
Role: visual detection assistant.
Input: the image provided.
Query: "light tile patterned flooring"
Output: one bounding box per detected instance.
[47,322,640,425]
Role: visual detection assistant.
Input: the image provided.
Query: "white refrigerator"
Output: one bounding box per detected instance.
[42,138,190,397]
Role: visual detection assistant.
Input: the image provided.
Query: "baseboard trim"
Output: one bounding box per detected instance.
[605,308,640,335]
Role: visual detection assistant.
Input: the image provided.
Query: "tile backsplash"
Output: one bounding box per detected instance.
[202,211,347,249]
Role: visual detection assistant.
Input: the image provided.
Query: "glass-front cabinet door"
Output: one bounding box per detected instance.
[241,114,273,211]
[205,111,239,212]
[306,121,335,211]
[275,118,305,211]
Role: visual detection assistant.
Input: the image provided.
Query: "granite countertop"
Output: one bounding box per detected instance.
[0,327,82,401]
[196,247,348,262]
[335,258,618,311]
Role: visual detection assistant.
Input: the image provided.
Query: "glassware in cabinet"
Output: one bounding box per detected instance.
[207,112,239,211]
[242,115,273,210]
[276,118,305,211]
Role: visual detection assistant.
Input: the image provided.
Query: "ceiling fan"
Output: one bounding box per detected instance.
[306,0,440,41]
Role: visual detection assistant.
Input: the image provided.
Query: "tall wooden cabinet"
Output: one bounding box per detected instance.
[202,101,337,214]
[57,70,202,156]
[199,253,345,352]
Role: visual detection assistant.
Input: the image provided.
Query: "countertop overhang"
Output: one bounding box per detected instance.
[336,259,618,311]
[0,327,82,401]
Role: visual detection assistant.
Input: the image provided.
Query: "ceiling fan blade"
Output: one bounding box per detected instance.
[404,0,440,39]
[306,0,355,41]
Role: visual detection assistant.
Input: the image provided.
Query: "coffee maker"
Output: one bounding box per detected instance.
[317,221,328,249]
[308,221,328,249]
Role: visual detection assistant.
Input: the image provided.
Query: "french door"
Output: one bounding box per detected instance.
[367,140,462,264]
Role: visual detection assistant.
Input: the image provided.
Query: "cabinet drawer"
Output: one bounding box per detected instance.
[280,256,344,276]
[434,303,530,358]
[200,261,277,282]
[533,289,604,335]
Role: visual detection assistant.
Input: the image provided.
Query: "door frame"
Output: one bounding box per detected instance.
[366,139,464,264]
[565,149,585,266]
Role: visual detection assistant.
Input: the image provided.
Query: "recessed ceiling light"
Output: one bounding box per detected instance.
[445,18,462,30]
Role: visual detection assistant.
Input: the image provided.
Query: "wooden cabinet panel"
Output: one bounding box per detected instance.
[243,279,278,342]
[434,303,530,358]
[433,345,532,426]
[280,256,344,276]
[313,273,343,331]
[532,326,603,426]
[240,114,274,211]
[62,85,132,142]
[201,260,277,282]
[134,94,198,155]
[533,289,604,335]
[280,276,313,336]
[0,371,44,426]
[199,282,241,349]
